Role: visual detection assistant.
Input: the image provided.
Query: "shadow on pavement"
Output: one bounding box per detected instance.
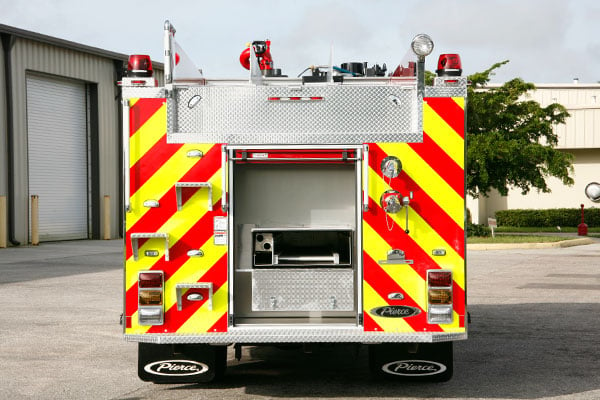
[0,240,122,284]
[165,303,599,399]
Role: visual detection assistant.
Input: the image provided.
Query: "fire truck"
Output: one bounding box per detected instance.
[121,21,467,383]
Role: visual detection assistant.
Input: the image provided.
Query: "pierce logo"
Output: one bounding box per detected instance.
[382,360,447,376]
[370,305,421,318]
[144,360,209,376]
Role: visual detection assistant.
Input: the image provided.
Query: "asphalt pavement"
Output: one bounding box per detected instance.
[1,239,599,399]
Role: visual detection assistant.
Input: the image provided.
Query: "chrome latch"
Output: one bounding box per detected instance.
[379,249,414,265]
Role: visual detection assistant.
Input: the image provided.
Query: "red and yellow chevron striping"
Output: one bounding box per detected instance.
[124,95,465,338]
[363,97,466,334]
[124,98,227,335]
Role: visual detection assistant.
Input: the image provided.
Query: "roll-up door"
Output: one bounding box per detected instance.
[27,75,88,241]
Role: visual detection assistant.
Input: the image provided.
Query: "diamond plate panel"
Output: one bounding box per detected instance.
[428,77,468,97]
[252,269,355,311]
[122,87,165,99]
[167,84,422,144]
[168,132,423,144]
[125,330,468,344]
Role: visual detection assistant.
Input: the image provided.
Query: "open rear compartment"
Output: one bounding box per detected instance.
[230,147,362,326]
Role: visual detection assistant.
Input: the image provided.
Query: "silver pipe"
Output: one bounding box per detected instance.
[163,20,174,84]
[363,144,369,211]
[122,99,131,212]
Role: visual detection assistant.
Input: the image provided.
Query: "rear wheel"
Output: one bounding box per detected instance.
[368,342,453,382]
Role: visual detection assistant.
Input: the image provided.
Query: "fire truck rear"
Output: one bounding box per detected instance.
[121,21,467,383]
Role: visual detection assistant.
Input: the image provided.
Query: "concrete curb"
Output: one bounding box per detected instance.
[468,237,595,251]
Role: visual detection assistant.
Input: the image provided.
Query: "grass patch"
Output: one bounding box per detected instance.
[468,235,570,244]
[495,226,600,233]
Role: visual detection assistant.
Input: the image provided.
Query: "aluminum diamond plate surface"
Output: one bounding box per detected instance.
[167,85,422,144]
[252,269,355,311]
[125,330,467,344]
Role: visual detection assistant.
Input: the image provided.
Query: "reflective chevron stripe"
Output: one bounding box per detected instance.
[363,97,466,334]
[124,98,227,334]
[124,95,465,339]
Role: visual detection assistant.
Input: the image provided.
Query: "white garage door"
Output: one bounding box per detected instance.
[27,75,88,241]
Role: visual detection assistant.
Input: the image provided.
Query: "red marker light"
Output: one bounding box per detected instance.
[127,55,153,77]
[436,54,462,77]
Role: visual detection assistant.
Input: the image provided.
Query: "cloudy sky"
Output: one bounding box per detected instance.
[2,0,599,83]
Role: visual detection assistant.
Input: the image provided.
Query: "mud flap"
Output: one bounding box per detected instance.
[368,342,453,382]
[138,343,227,383]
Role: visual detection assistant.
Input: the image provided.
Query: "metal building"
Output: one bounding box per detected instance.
[469,83,600,224]
[0,24,163,245]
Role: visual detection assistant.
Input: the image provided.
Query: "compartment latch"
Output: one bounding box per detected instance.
[378,249,413,265]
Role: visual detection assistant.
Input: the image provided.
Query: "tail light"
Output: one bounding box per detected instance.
[138,271,164,325]
[127,54,153,77]
[428,270,453,287]
[427,270,453,324]
[436,54,462,77]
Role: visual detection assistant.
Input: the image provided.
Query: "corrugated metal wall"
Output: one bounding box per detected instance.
[8,37,121,243]
[0,27,164,245]
[530,85,600,150]
[0,45,6,197]
[470,84,600,223]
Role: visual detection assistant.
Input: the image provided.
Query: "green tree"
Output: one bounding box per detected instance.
[466,61,574,198]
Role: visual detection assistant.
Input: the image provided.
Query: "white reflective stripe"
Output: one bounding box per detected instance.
[268,97,324,101]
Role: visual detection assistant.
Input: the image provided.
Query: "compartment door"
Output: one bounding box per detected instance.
[362,97,466,334]
[124,97,228,335]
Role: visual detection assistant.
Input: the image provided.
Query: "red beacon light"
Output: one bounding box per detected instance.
[127,54,153,77]
[436,54,462,77]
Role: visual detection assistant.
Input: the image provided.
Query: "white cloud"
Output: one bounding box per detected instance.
[1,0,598,82]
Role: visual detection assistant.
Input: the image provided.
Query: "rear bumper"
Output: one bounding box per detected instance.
[125,325,467,345]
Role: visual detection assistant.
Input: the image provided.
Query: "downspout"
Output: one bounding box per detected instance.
[113,58,125,238]
[1,33,19,246]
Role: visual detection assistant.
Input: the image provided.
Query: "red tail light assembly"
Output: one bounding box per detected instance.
[427,270,453,324]
[428,270,453,287]
[138,271,164,325]
[436,54,462,77]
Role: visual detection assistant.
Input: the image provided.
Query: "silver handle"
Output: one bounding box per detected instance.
[363,144,370,212]
[229,157,359,162]
[123,99,131,213]
[221,146,228,212]
[276,253,340,264]
[163,20,174,84]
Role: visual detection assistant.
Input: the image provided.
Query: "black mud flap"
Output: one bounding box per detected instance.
[138,343,227,384]
[368,342,453,382]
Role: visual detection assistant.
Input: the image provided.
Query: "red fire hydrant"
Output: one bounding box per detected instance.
[578,204,588,236]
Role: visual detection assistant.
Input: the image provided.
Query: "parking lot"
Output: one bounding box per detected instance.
[1,240,599,399]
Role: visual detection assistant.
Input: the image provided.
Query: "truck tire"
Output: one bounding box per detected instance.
[368,342,453,382]
[138,343,227,384]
